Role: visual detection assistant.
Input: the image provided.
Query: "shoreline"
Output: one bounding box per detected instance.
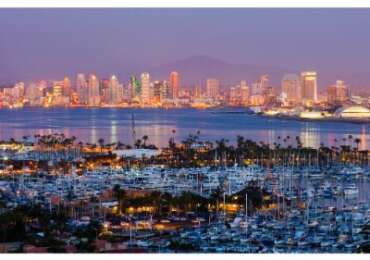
[259,114,370,125]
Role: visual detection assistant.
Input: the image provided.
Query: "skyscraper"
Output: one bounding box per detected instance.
[281,74,301,104]
[240,80,249,105]
[63,76,71,97]
[76,73,88,105]
[130,75,141,98]
[301,71,317,103]
[108,75,120,105]
[153,81,162,104]
[206,78,219,100]
[52,81,63,96]
[327,80,349,104]
[88,74,100,106]
[170,71,180,99]
[140,72,151,105]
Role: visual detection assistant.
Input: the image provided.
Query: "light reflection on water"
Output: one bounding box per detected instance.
[0,108,368,149]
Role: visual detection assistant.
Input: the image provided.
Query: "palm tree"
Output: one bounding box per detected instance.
[142,135,149,148]
[113,185,126,215]
[98,138,104,153]
[135,139,142,149]
[354,138,361,151]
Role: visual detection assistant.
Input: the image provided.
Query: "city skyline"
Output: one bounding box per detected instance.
[2,9,370,89]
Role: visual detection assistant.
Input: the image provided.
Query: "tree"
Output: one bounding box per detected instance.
[98,138,105,153]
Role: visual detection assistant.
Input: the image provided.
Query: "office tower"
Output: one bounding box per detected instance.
[108,75,120,105]
[259,74,269,93]
[229,81,249,106]
[152,81,162,104]
[301,71,317,103]
[140,72,151,105]
[25,82,43,106]
[12,82,25,102]
[87,74,100,106]
[240,80,249,105]
[100,78,110,104]
[281,74,301,104]
[63,76,71,97]
[130,75,141,98]
[206,78,219,100]
[327,80,349,104]
[52,81,63,97]
[170,71,180,99]
[76,73,88,105]
[159,81,170,101]
[194,85,202,98]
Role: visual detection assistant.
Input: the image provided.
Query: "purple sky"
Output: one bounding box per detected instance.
[1,8,370,89]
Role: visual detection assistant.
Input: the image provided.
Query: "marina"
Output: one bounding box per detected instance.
[1,160,370,252]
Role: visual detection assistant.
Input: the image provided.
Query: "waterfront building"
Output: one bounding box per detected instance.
[334,106,370,119]
[327,80,349,105]
[140,72,151,105]
[152,81,162,104]
[281,74,301,105]
[301,71,317,104]
[76,73,88,105]
[52,81,63,97]
[206,78,219,100]
[51,81,68,106]
[88,74,101,106]
[229,81,249,107]
[25,82,43,106]
[130,75,141,99]
[108,75,121,105]
[240,80,250,106]
[12,82,25,103]
[170,71,180,99]
[100,78,110,104]
[63,76,71,97]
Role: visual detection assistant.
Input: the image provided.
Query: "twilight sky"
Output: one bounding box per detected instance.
[1,8,370,89]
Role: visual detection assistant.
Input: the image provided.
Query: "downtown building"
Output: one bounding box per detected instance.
[300,71,317,106]
[76,73,88,105]
[281,74,301,106]
[87,74,101,106]
[140,72,151,105]
[327,80,349,105]
[229,80,249,107]
[107,75,123,105]
[206,78,220,101]
[169,71,180,99]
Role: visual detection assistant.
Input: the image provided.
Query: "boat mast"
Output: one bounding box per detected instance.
[131,113,136,147]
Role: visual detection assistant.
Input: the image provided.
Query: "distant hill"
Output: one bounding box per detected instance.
[148,55,292,88]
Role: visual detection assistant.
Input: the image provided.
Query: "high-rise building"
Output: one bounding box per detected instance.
[259,74,269,94]
[140,72,151,105]
[52,81,63,97]
[170,71,180,99]
[130,75,141,98]
[63,76,71,97]
[88,74,100,106]
[153,81,162,104]
[301,71,317,103]
[206,78,219,100]
[100,78,110,104]
[12,82,25,102]
[281,74,301,104]
[108,75,120,105]
[25,82,43,106]
[76,73,88,105]
[229,81,249,106]
[240,80,249,105]
[327,80,349,104]
[160,81,171,101]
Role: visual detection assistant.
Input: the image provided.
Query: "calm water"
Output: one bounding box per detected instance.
[0,108,368,150]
